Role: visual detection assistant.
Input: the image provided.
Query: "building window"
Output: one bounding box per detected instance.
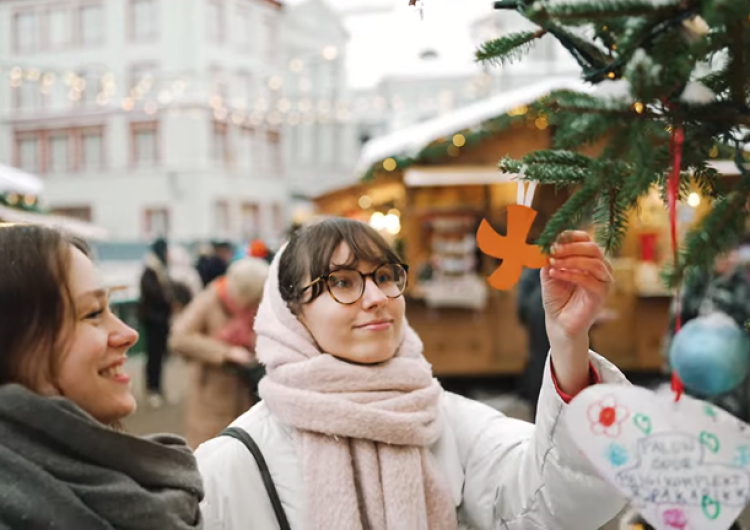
[271,203,284,235]
[16,135,39,173]
[206,0,223,43]
[214,200,230,234]
[212,122,230,166]
[14,11,37,54]
[238,127,254,170]
[50,205,92,221]
[258,12,276,60]
[46,7,70,49]
[131,122,158,167]
[77,71,100,106]
[48,134,71,173]
[144,208,169,237]
[129,63,158,97]
[210,67,228,103]
[241,203,260,239]
[12,82,40,111]
[80,128,104,171]
[79,4,104,47]
[320,124,333,165]
[265,14,278,61]
[233,70,251,108]
[130,0,157,41]
[234,6,251,49]
[267,130,282,175]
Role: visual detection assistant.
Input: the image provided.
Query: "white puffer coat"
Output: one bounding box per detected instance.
[196,352,628,529]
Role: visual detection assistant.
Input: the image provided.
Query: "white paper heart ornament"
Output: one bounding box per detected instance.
[564,384,750,530]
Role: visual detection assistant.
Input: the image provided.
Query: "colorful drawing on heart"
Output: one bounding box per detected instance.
[614,432,750,510]
[587,396,630,438]
[662,507,688,529]
[702,495,721,520]
[604,443,628,467]
[704,403,717,420]
[633,413,652,435]
[700,431,720,454]
[734,445,750,467]
[564,385,750,530]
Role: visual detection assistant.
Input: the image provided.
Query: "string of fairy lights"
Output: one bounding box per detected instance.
[0,55,494,129]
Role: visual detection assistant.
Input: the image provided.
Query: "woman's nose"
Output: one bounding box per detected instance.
[361,277,388,308]
[109,316,139,349]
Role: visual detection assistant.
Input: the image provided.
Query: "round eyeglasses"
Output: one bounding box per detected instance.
[299,263,409,305]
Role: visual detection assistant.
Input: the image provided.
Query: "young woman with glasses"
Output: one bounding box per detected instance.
[197,217,628,530]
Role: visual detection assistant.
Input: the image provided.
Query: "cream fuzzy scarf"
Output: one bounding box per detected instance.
[255,250,457,530]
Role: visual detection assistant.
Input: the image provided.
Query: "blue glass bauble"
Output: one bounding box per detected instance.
[669,313,750,397]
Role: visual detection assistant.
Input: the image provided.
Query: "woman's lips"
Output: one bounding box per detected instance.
[99,358,130,384]
[356,320,393,331]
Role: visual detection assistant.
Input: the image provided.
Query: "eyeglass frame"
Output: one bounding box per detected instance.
[298,263,409,305]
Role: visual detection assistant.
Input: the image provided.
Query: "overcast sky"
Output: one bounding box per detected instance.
[288,0,497,89]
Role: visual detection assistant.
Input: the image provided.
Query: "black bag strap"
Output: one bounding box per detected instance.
[220,427,292,530]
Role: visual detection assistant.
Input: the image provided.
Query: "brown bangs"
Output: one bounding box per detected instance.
[278,217,403,307]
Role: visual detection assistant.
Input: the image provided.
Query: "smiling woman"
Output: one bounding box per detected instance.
[0,224,204,530]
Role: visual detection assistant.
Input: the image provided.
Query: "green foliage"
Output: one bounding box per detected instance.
[484,0,750,287]
[0,193,42,213]
[476,31,545,65]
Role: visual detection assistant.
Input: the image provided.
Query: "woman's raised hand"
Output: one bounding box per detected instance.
[542,231,614,339]
[541,230,614,396]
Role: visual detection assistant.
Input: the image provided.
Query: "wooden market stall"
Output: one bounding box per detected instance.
[314,79,735,377]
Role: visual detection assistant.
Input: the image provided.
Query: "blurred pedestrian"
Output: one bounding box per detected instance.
[169,245,204,314]
[197,218,628,530]
[0,225,203,529]
[169,257,270,448]
[196,240,234,287]
[139,237,174,408]
[669,248,750,419]
[516,267,549,421]
[673,249,750,331]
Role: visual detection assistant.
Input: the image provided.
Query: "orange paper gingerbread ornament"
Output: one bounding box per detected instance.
[476,180,547,291]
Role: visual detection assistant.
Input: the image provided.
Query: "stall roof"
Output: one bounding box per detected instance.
[355,77,589,174]
[0,205,109,241]
[0,163,44,195]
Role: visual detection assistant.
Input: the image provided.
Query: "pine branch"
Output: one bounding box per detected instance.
[522,150,593,168]
[592,187,629,251]
[666,148,750,286]
[544,24,612,73]
[523,164,591,184]
[536,184,600,250]
[726,20,748,106]
[476,30,547,65]
[691,165,724,198]
[544,0,680,19]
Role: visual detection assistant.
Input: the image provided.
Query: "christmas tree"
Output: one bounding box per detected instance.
[470,0,749,285]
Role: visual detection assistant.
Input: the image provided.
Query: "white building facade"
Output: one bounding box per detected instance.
[348,7,580,158]
[0,0,352,245]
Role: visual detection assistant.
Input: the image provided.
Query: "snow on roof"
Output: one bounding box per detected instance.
[0,162,44,195]
[355,77,590,173]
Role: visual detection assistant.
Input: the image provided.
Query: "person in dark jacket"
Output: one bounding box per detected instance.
[516,267,550,421]
[139,238,174,408]
[196,240,234,287]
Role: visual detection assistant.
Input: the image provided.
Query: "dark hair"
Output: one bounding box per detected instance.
[151,237,168,265]
[0,224,90,390]
[279,218,403,309]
